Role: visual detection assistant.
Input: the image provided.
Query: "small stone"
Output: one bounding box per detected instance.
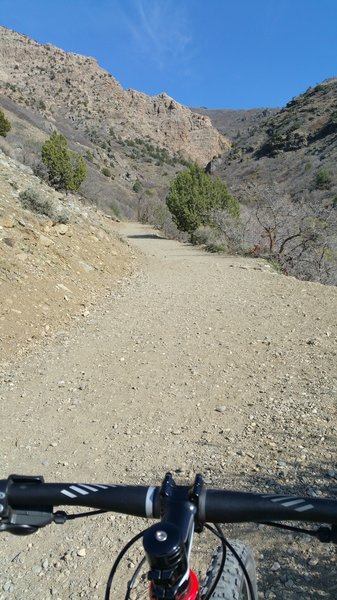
[54,224,69,235]
[271,561,281,571]
[0,216,15,228]
[78,260,95,272]
[3,581,13,592]
[3,237,15,247]
[77,548,86,557]
[16,252,28,261]
[215,406,226,413]
[306,338,319,346]
[39,234,54,247]
[32,565,42,574]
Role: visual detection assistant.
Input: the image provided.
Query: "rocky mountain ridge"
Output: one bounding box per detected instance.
[0,27,228,196]
[0,26,228,162]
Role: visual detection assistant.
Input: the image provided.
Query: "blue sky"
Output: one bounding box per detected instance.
[1,0,337,109]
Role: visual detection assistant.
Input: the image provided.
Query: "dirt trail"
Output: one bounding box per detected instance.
[1,222,337,599]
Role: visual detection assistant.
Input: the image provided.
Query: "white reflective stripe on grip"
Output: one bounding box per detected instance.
[61,489,77,498]
[281,499,307,507]
[145,486,156,517]
[295,504,314,512]
[70,485,89,495]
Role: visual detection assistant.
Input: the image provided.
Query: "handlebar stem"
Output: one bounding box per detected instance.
[143,473,202,598]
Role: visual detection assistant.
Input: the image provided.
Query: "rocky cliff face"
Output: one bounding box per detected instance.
[0,26,228,164]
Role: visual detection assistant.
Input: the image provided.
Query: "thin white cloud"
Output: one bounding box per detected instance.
[120,0,194,71]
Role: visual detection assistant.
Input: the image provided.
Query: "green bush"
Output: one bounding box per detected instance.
[315,169,332,190]
[101,167,111,177]
[166,163,239,237]
[85,150,94,163]
[133,179,142,193]
[42,132,87,191]
[0,109,11,137]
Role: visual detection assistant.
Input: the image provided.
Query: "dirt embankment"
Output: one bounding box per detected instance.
[0,222,336,599]
[0,151,135,360]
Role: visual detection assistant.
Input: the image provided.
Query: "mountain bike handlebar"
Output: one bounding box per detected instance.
[1,473,337,536]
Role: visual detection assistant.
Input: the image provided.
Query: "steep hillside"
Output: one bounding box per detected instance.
[217,78,337,195]
[0,26,229,218]
[210,79,337,285]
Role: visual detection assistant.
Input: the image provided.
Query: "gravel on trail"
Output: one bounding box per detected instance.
[0,222,337,599]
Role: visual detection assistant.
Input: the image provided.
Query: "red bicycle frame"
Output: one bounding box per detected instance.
[149,569,200,599]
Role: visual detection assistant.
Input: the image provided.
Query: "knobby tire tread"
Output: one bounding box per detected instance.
[201,540,258,600]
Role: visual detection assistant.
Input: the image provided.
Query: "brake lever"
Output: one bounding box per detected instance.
[0,474,55,535]
[0,507,55,535]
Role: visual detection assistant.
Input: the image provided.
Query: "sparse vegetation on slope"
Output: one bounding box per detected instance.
[41,132,87,192]
[0,108,11,137]
[205,79,337,285]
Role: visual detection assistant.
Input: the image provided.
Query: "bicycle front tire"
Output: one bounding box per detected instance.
[202,540,258,600]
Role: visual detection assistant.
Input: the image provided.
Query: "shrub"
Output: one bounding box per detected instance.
[19,188,54,218]
[166,163,240,237]
[133,179,142,193]
[42,132,87,191]
[19,187,70,223]
[315,169,332,190]
[85,150,94,162]
[205,242,227,253]
[0,109,11,137]
[101,167,111,177]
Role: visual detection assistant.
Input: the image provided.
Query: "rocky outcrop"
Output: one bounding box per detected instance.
[0,26,229,164]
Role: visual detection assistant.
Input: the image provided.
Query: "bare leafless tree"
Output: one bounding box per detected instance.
[215,182,337,284]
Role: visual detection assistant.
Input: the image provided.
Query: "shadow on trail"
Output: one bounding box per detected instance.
[126,234,166,240]
[207,459,337,599]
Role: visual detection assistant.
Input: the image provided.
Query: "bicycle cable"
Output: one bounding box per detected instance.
[104,529,146,600]
[258,520,335,540]
[201,523,226,600]
[64,509,108,520]
[124,556,147,600]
